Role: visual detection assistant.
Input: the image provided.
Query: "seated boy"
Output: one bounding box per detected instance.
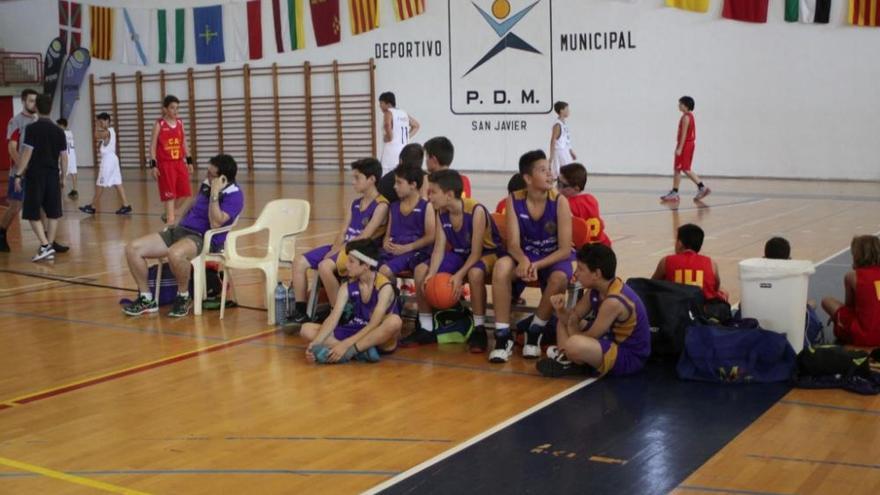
[290,158,389,323]
[424,136,472,198]
[651,223,725,302]
[377,143,424,204]
[537,244,651,377]
[495,173,526,214]
[821,235,880,347]
[490,150,574,363]
[301,239,402,364]
[557,163,611,246]
[379,164,435,281]
[405,169,503,351]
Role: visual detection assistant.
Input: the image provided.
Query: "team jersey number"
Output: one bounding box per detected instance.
[875,281,880,301]
[400,125,409,145]
[674,269,704,288]
[586,218,601,241]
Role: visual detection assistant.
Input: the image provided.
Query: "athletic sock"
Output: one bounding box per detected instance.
[495,323,511,338]
[474,315,485,327]
[140,292,154,301]
[295,301,306,313]
[532,316,548,328]
[178,291,190,299]
[698,182,705,189]
[419,313,433,332]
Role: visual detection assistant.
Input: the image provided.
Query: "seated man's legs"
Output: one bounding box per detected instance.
[167,237,199,293]
[125,232,172,293]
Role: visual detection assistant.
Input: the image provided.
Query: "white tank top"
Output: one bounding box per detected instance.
[553,118,570,151]
[64,130,75,152]
[100,127,116,156]
[389,108,410,147]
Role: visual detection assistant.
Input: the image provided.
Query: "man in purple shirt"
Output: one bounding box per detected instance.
[123,154,243,318]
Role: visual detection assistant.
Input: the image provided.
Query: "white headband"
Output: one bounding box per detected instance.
[350,249,378,267]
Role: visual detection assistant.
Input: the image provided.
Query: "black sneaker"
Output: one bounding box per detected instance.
[67,189,78,199]
[79,204,96,214]
[52,242,70,253]
[467,325,488,353]
[169,294,193,318]
[116,205,132,215]
[489,334,514,363]
[522,326,544,359]
[122,295,159,316]
[399,326,437,348]
[288,309,311,325]
[0,233,9,253]
[536,347,591,377]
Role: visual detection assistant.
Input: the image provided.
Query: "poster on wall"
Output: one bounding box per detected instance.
[60,48,91,120]
[43,37,66,103]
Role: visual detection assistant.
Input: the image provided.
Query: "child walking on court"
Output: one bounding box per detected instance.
[549,101,576,178]
[661,96,711,202]
[57,119,78,199]
[79,113,132,215]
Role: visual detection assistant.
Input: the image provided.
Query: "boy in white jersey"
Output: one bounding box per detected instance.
[548,101,576,178]
[79,113,132,215]
[379,92,420,175]
[57,119,78,199]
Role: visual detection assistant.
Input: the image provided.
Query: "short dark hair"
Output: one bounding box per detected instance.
[518,149,546,176]
[576,244,616,280]
[379,92,396,107]
[507,173,526,193]
[560,163,587,191]
[35,94,52,115]
[677,223,705,252]
[394,163,426,189]
[764,237,791,260]
[96,112,111,122]
[428,169,463,198]
[209,154,238,183]
[56,118,68,127]
[399,143,424,168]
[163,95,180,108]
[424,136,454,166]
[679,96,695,111]
[351,157,383,183]
[21,88,38,101]
[345,239,380,268]
[553,101,568,114]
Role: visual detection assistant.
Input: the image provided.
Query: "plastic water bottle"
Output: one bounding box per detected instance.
[274,282,287,326]
[286,283,296,319]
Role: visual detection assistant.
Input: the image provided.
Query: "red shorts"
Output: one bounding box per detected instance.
[674,143,695,172]
[833,306,880,347]
[157,161,192,201]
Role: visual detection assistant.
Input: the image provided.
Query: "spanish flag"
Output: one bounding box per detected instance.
[849,0,880,26]
[666,0,710,13]
[350,0,379,35]
[89,5,114,60]
[393,0,425,21]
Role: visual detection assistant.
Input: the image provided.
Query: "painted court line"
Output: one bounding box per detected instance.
[746,453,880,472]
[361,377,598,494]
[779,399,880,416]
[0,456,150,495]
[0,468,400,479]
[676,485,794,495]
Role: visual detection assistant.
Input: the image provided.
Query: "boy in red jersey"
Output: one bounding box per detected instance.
[822,235,880,347]
[557,163,611,247]
[149,95,193,225]
[652,223,724,302]
[661,96,710,202]
[424,136,472,199]
[495,173,526,214]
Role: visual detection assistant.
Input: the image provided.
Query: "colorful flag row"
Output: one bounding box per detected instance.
[59,0,427,65]
[667,0,880,26]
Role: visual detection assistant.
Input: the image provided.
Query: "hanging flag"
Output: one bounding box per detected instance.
[350,0,379,35]
[89,5,115,60]
[58,1,83,53]
[157,8,186,64]
[310,0,342,46]
[226,0,263,60]
[722,0,769,22]
[119,8,152,66]
[60,48,91,121]
[272,0,306,52]
[666,0,710,13]
[848,0,880,26]
[785,0,832,23]
[43,38,65,104]
[393,0,425,21]
[193,5,225,64]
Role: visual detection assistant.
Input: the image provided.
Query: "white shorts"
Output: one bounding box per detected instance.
[381,143,404,175]
[66,149,77,175]
[97,152,122,187]
[550,148,574,177]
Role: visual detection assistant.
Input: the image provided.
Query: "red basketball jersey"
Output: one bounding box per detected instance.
[678,113,696,144]
[567,194,611,247]
[664,250,720,300]
[854,266,880,334]
[156,118,185,164]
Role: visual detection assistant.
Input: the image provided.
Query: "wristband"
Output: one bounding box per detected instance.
[185,156,193,165]
[149,159,157,168]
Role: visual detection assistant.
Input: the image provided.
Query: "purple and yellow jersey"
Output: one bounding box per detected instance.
[511,189,562,259]
[588,278,651,365]
[346,273,399,329]
[389,198,428,245]
[345,195,389,242]
[438,197,501,257]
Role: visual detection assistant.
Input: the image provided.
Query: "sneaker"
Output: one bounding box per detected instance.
[537,346,591,377]
[467,325,488,353]
[462,284,471,302]
[522,327,543,359]
[660,190,680,202]
[115,205,133,215]
[168,294,193,318]
[79,204,96,214]
[694,187,712,201]
[0,234,9,253]
[354,346,381,363]
[32,244,55,262]
[122,295,159,316]
[489,335,515,363]
[288,309,311,325]
[399,326,437,348]
[67,189,78,199]
[161,213,168,223]
[51,242,69,253]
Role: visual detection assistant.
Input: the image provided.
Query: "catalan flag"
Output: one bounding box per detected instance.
[393,0,425,21]
[89,5,114,60]
[666,0,710,13]
[849,0,880,26]
[350,0,379,35]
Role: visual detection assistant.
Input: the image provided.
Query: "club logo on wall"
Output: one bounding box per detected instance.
[448,0,553,115]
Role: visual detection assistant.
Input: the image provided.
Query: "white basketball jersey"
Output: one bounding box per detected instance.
[389,108,410,147]
[100,127,116,156]
[553,118,571,151]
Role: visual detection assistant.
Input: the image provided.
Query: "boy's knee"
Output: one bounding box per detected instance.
[468,267,485,284]
[545,271,569,290]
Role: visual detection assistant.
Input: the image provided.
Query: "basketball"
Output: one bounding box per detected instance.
[425,273,458,310]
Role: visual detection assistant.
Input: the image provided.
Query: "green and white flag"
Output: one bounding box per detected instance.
[157,8,185,64]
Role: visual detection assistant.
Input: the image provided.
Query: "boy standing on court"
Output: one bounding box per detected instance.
[548,101,576,178]
[661,96,711,202]
[378,164,435,283]
[149,95,193,226]
[379,92,420,175]
[57,119,78,199]
[78,113,132,215]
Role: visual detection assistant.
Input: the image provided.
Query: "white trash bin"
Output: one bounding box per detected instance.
[739,258,816,353]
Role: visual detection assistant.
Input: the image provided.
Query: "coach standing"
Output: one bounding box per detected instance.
[12,94,68,262]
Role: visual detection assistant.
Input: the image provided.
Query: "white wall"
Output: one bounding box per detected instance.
[1,0,878,180]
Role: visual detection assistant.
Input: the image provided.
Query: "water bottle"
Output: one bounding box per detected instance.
[274,282,287,326]
[286,282,296,319]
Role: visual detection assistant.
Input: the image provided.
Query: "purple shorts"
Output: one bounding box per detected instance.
[380,249,429,275]
[598,338,647,376]
[437,251,499,275]
[512,252,574,295]
[303,244,338,269]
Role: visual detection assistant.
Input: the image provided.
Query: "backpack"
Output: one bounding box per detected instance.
[433,304,474,344]
[626,278,705,356]
[794,345,880,395]
[147,262,191,306]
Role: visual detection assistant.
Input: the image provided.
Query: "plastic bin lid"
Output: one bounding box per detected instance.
[739,258,815,280]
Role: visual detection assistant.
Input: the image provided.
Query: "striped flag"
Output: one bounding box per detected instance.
[119,8,152,65]
[665,0,710,13]
[785,0,831,23]
[157,8,186,64]
[350,0,379,35]
[722,0,769,23]
[848,0,880,26]
[226,0,264,60]
[58,1,83,54]
[272,0,305,52]
[393,0,425,21]
[89,5,114,60]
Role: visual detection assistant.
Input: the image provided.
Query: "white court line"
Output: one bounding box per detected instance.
[812,228,880,267]
[362,377,598,495]
[604,198,769,218]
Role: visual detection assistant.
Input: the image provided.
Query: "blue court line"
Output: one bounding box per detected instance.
[677,485,795,495]
[746,453,880,472]
[779,399,880,416]
[0,468,400,479]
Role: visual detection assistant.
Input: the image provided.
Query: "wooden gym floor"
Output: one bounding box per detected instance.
[0,169,878,494]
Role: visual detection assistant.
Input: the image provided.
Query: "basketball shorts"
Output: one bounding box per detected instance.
[157,160,192,201]
[833,307,880,347]
[22,171,62,220]
[674,143,695,172]
[303,244,349,276]
[437,251,498,276]
[380,249,430,275]
[597,338,647,377]
[332,315,400,353]
[511,251,575,296]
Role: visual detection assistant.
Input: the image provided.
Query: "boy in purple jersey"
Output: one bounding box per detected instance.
[404,170,503,352]
[537,244,651,377]
[379,164,435,282]
[490,150,574,364]
[289,158,389,323]
[301,239,402,364]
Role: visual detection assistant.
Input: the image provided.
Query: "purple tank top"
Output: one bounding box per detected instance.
[511,189,561,258]
[438,198,501,256]
[390,198,428,245]
[346,273,399,328]
[588,279,651,359]
[345,195,388,242]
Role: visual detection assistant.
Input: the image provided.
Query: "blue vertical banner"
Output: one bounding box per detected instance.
[60,47,91,120]
[193,5,225,64]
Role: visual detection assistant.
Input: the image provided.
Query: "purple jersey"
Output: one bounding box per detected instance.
[588,278,651,361]
[389,198,428,245]
[179,180,244,249]
[438,198,501,257]
[345,195,389,242]
[346,273,399,329]
[511,189,562,258]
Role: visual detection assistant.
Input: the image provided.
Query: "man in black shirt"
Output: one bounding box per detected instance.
[376,142,424,203]
[12,94,68,262]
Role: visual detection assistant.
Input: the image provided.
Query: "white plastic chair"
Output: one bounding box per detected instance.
[219,199,311,325]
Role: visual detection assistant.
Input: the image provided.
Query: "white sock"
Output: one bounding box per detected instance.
[178,291,190,298]
[140,292,153,301]
[474,315,485,327]
[419,313,433,332]
[532,316,549,328]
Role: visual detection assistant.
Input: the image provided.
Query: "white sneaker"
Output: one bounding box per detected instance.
[489,336,514,363]
[32,244,55,262]
[545,345,571,364]
[522,332,543,359]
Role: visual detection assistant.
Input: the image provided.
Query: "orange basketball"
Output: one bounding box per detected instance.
[425,273,458,310]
